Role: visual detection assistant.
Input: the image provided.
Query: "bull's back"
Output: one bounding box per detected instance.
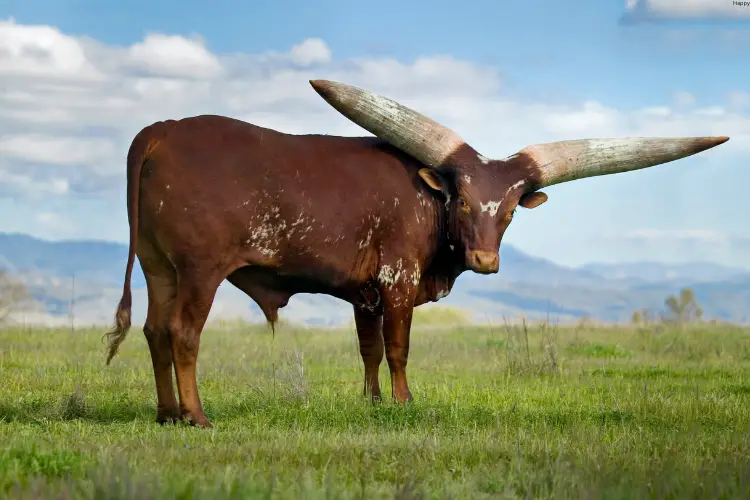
[147,114,414,194]
[136,115,425,268]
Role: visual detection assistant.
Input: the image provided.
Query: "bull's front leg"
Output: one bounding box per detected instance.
[380,286,418,404]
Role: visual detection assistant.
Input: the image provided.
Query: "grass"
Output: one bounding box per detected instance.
[1,317,750,499]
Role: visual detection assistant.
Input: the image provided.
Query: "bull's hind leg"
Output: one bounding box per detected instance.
[137,237,182,424]
[353,307,384,401]
[166,267,224,428]
[142,269,180,424]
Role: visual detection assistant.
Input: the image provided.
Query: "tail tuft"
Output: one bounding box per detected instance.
[104,294,132,365]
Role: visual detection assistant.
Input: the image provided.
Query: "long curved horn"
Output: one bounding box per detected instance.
[519,137,729,189]
[310,79,467,168]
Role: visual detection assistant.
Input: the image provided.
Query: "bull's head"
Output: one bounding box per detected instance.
[310,80,728,275]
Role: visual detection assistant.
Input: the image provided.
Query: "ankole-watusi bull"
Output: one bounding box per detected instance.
[104,79,728,427]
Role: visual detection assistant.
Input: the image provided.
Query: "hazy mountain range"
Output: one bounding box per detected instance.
[1,232,749,327]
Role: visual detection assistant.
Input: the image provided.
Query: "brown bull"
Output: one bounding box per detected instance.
[104,79,728,427]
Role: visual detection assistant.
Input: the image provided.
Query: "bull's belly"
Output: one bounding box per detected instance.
[227,263,383,319]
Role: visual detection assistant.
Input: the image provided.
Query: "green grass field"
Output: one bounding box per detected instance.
[1,315,750,499]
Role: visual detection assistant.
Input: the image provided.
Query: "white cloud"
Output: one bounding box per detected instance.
[1,16,747,204]
[673,90,696,108]
[127,33,223,79]
[288,38,332,66]
[0,168,69,198]
[622,0,750,22]
[0,134,117,167]
[35,211,75,236]
[728,91,750,110]
[0,18,102,81]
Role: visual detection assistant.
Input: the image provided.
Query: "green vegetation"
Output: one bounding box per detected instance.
[1,315,750,499]
[411,305,472,326]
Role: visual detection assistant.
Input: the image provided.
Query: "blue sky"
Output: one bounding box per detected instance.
[0,0,749,269]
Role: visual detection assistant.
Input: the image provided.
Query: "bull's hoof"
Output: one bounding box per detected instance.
[156,406,182,425]
[180,410,213,429]
[363,388,382,403]
[394,391,413,404]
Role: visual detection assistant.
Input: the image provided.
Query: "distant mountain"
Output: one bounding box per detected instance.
[580,261,750,285]
[0,232,144,288]
[1,232,748,326]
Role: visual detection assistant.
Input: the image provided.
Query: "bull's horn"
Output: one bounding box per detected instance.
[310,79,467,168]
[520,137,729,189]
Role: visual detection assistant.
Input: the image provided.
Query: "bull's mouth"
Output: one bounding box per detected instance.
[466,249,499,274]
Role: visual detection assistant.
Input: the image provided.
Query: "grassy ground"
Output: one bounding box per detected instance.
[1,316,750,499]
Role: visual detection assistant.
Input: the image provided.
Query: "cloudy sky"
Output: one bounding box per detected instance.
[1,0,749,269]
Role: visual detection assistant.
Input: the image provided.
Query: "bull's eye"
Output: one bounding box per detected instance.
[456,197,471,213]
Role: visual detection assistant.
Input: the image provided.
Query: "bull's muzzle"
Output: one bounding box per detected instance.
[468,250,499,274]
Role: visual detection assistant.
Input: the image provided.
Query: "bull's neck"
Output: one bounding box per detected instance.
[420,188,466,282]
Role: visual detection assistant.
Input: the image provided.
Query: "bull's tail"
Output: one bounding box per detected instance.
[104,126,160,365]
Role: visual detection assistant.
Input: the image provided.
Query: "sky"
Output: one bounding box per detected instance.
[1,0,749,270]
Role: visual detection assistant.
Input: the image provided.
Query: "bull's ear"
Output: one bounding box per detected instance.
[418,168,446,194]
[519,191,548,209]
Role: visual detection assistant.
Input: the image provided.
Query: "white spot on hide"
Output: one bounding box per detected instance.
[246,204,288,258]
[409,263,421,286]
[359,228,373,249]
[508,179,526,192]
[480,180,527,217]
[378,264,397,288]
[377,259,420,290]
[358,214,381,249]
[480,200,502,217]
